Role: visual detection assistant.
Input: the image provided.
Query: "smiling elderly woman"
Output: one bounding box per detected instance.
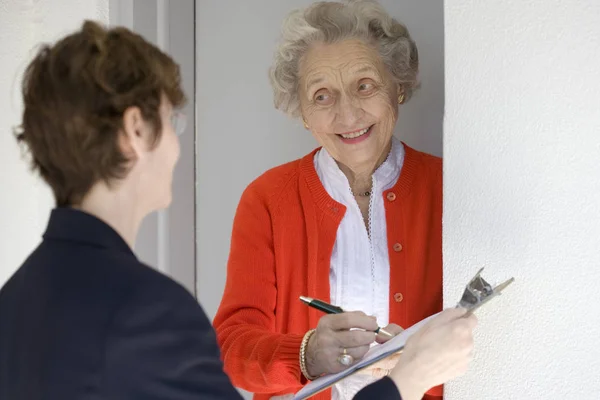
[213,1,444,399]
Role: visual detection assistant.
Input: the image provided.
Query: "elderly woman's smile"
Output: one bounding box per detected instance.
[336,125,373,141]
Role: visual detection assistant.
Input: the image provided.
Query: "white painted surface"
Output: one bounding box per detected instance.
[0,0,108,287]
[444,1,600,398]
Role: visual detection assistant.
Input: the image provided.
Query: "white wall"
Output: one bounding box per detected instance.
[0,0,108,286]
[444,1,600,398]
[195,0,444,320]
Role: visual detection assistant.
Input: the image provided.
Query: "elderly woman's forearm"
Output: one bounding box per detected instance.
[216,325,305,393]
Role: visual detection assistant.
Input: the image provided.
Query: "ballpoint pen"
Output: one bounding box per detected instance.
[299,296,394,338]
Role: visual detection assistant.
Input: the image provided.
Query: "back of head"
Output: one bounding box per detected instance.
[15,20,186,207]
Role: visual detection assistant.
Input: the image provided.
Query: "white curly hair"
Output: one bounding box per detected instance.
[269,0,419,118]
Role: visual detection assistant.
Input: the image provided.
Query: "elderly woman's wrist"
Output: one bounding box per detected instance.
[306,331,326,378]
[305,334,324,378]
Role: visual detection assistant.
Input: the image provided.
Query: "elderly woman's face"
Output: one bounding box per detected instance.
[299,39,399,170]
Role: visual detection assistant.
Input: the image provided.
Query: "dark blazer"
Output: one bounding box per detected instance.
[0,208,400,400]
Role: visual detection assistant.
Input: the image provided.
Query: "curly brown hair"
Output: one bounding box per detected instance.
[14,20,186,207]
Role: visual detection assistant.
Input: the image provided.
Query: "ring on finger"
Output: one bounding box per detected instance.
[337,348,354,366]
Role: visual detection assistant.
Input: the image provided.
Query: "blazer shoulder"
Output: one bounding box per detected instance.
[108,262,210,345]
[121,260,198,308]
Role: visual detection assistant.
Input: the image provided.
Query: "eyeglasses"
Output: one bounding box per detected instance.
[171,111,187,136]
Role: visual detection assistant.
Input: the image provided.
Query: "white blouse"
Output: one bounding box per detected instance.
[314,136,405,400]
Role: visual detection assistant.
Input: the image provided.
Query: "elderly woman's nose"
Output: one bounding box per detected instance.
[336,94,363,126]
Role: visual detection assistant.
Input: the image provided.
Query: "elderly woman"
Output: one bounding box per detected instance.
[214,1,451,399]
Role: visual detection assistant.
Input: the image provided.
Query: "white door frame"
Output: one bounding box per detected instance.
[109,0,197,297]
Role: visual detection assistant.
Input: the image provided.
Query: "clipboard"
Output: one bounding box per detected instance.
[293,268,515,400]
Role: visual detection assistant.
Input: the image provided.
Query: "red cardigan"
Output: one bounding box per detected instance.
[213,144,443,400]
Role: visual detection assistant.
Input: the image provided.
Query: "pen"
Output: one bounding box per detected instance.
[299,296,394,338]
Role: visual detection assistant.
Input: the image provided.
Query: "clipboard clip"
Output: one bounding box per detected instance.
[457,268,515,315]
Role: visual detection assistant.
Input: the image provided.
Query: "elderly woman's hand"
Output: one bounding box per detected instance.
[389,308,477,400]
[356,352,401,378]
[374,323,404,344]
[305,311,380,377]
[356,323,404,377]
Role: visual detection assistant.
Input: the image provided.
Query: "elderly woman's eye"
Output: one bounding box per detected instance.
[358,82,375,92]
[314,90,333,105]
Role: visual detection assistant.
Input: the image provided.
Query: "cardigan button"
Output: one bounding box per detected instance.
[394,293,404,303]
[393,243,403,252]
[386,192,397,201]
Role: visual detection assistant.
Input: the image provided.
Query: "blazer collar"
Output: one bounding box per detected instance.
[43,207,135,257]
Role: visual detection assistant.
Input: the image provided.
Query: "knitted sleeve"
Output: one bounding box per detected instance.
[213,182,304,394]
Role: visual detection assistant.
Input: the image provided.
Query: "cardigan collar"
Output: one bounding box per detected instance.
[300,139,420,216]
